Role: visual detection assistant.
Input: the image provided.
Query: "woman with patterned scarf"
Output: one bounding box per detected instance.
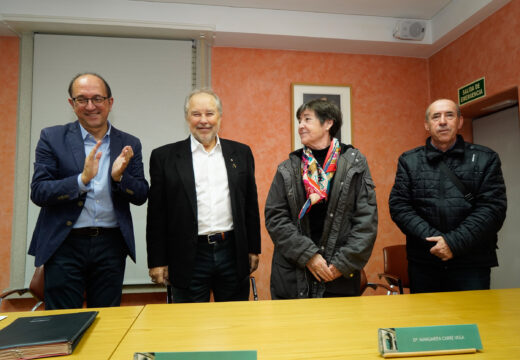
[265,99,378,299]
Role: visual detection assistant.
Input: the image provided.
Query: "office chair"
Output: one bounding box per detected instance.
[360,268,393,294]
[378,244,409,294]
[0,266,44,311]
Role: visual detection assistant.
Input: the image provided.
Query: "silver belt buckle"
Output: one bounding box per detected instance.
[207,233,217,245]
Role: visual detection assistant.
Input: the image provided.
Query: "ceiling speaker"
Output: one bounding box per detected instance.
[393,20,426,41]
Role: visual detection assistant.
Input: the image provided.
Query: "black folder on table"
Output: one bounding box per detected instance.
[0,311,98,360]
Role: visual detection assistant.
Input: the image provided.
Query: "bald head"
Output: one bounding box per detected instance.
[424,99,464,152]
[68,72,111,98]
[425,99,460,122]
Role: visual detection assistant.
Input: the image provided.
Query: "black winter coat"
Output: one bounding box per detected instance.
[389,135,506,268]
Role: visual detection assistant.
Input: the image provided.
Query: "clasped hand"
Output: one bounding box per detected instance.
[306,253,342,282]
[426,236,454,261]
[149,266,169,284]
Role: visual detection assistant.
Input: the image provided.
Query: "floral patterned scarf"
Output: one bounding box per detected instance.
[299,138,341,219]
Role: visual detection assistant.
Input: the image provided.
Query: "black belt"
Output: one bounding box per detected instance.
[69,227,119,237]
[197,231,233,244]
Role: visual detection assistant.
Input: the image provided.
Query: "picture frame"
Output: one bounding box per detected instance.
[291,83,352,150]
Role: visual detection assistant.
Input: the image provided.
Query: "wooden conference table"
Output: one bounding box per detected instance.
[0,306,143,360]
[110,288,520,360]
[1,289,519,359]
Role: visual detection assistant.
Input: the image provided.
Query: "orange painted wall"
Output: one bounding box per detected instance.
[0,37,19,299]
[212,48,429,298]
[1,0,518,309]
[429,0,520,107]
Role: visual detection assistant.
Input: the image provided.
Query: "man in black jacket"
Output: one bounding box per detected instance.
[389,99,507,293]
[146,89,261,302]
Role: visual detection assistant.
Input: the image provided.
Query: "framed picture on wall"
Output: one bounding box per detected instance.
[291,83,352,150]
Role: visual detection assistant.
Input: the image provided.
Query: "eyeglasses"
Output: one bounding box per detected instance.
[72,96,109,106]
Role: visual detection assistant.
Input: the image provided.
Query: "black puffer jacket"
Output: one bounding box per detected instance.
[389,135,507,268]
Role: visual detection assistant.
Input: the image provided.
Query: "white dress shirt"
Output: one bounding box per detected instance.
[190,135,234,235]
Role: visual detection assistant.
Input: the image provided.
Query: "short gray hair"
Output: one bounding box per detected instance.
[184,88,223,118]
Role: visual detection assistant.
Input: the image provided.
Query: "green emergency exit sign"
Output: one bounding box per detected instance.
[458,77,485,105]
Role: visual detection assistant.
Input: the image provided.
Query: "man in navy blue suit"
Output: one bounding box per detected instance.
[29,73,149,309]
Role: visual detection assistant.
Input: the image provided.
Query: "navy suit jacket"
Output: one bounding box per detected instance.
[29,121,149,267]
[146,137,261,288]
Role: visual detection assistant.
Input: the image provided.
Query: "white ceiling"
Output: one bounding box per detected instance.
[139,0,452,19]
[0,0,511,58]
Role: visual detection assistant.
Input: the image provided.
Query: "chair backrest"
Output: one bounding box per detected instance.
[383,244,409,288]
[29,266,45,302]
[0,266,44,311]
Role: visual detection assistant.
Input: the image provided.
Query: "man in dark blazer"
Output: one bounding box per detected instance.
[29,73,149,309]
[146,89,261,302]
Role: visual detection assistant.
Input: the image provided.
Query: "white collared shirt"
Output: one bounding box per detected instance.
[190,135,234,235]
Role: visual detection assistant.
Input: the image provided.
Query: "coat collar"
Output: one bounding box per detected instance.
[175,137,197,217]
[176,136,239,219]
[220,140,240,221]
[67,121,86,171]
[288,143,353,168]
[425,134,465,162]
[109,125,123,166]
